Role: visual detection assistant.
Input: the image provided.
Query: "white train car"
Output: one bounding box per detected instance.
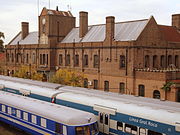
[0,91,99,135]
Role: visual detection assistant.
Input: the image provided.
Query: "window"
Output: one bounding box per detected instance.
[2,105,6,112]
[100,113,103,123]
[105,114,109,125]
[41,118,47,128]
[93,80,98,89]
[26,54,29,63]
[125,124,137,134]
[6,53,9,62]
[139,128,146,135]
[153,55,158,68]
[7,107,12,114]
[120,55,125,68]
[32,53,36,64]
[145,55,150,68]
[94,55,99,68]
[55,123,63,134]
[160,55,165,68]
[74,54,79,67]
[23,112,28,121]
[119,83,125,94]
[75,126,90,135]
[31,115,37,124]
[138,85,145,97]
[83,55,88,67]
[40,54,42,65]
[11,53,14,62]
[148,130,162,135]
[16,110,21,118]
[59,54,63,65]
[65,54,70,66]
[16,53,19,63]
[104,81,109,92]
[175,55,179,68]
[46,54,48,65]
[153,90,160,99]
[168,55,172,66]
[43,54,46,65]
[84,78,88,88]
[117,121,123,131]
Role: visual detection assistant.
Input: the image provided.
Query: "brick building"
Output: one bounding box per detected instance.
[5,7,180,102]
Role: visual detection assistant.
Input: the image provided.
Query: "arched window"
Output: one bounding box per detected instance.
[153,90,160,99]
[153,55,158,68]
[104,81,109,92]
[138,85,145,97]
[84,78,88,88]
[119,82,125,94]
[74,54,79,67]
[175,55,179,68]
[160,55,165,68]
[120,55,126,68]
[168,55,172,66]
[144,55,149,68]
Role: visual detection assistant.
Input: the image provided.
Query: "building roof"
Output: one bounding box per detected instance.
[61,19,149,43]
[9,31,38,45]
[158,25,180,42]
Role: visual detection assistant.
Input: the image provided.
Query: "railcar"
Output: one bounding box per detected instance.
[1,75,180,135]
[0,91,99,135]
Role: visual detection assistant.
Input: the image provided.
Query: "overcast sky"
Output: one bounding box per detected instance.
[0,0,179,44]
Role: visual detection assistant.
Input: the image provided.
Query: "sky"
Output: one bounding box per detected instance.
[0,0,179,44]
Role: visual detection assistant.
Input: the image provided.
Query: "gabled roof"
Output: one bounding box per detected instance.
[41,7,73,17]
[158,25,180,42]
[61,19,149,43]
[9,32,38,45]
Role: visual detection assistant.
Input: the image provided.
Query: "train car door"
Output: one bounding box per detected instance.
[98,112,109,134]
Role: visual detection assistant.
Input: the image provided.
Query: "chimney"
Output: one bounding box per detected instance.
[56,6,59,11]
[106,16,115,42]
[79,11,88,38]
[172,14,180,30]
[21,22,29,40]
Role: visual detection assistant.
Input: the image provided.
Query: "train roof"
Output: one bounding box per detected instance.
[56,92,180,126]
[0,91,96,126]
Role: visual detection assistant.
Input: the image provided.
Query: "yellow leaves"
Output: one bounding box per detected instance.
[50,69,85,87]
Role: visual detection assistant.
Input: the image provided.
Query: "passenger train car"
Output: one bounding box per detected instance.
[0,91,99,135]
[0,75,180,135]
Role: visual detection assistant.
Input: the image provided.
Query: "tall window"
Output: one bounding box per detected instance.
[43,54,46,65]
[93,80,98,89]
[175,55,179,68]
[46,54,48,65]
[138,85,145,97]
[94,55,99,68]
[168,55,172,66]
[119,82,125,94]
[32,53,36,64]
[11,53,14,62]
[59,54,63,65]
[104,81,109,92]
[65,54,70,66]
[153,90,160,99]
[160,55,165,68]
[84,78,88,88]
[83,54,88,67]
[16,53,19,63]
[6,53,9,62]
[26,53,29,63]
[74,54,79,67]
[120,55,125,68]
[40,54,42,65]
[153,55,158,68]
[144,55,150,68]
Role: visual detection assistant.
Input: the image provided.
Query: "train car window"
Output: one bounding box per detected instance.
[90,122,98,135]
[125,124,137,134]
[41,118,47,128]
[75,126,90,135]
[148,130,162,135]
[31,115,37,124]
[2,105,6,112]
[100,113,103,123]
[16,110,21,118]
[105,114,109,125]
[139,128,146,135]
[7,107,12,114]
[55,123,63,134]
[23,112,28,121]
[117,121,123,131]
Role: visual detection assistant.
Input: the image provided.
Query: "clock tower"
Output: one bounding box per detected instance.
[39,7,76,47]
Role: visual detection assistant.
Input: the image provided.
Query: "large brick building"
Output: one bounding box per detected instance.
[5,7,180,102]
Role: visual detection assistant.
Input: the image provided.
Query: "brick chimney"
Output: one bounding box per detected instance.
[105,16,115,42]
[79,11,88,38]
[21,22,29,40]
[172,14,180,30]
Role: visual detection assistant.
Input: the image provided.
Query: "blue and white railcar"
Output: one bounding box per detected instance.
[0,91,99,135]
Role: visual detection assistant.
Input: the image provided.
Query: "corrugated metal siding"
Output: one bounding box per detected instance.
[62,19,148,43]
[9,31,38,45]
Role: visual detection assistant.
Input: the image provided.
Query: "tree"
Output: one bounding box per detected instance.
[161,81,175,100]
[13,66,43,81]
[0,32,5,52]
[50,69,85,87]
